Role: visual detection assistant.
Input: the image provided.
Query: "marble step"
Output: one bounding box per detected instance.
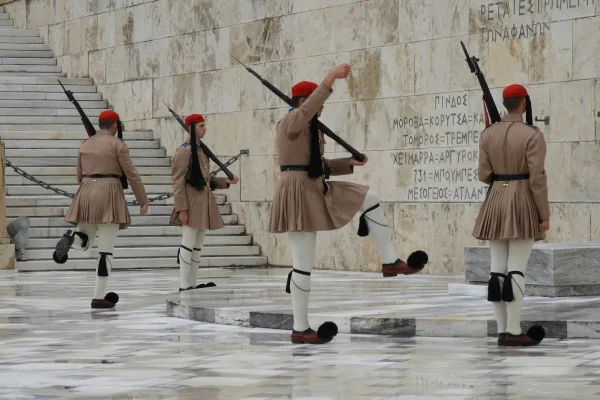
[27,224,245,238]
[6,204,231,217]
[0,71,66,77]
[0,57,57,65]
[6,183,173,196]
[24,245,260,260]
[5,174,170,186]
[0,43,48,51]
[0,29,42,37]
[26,234,250,248]
[16,255,267,271]
[0,99,106,108]
[0,92,102,100]
[0,116,103,124]
[3,139,157,149]
[0,107,104,116]
[25,214,238,228]
[0,50,53,58]
[5,147,166,158]
[0,64,62,72]
[0,84,97,93]
[0,13,9,20]
[0,131,153,140]
[5,195,225,207]
[6,156,170,167]
[5,165,169,176]
[0,77,92,85]
[0,19,13,26]
[0,36,45,44]
[0,124,94,131]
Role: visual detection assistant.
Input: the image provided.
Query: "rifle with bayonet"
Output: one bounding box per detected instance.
[460,41,501,127]
[231,55,366,162]
[162,101,235,180]
[58,80,96,137]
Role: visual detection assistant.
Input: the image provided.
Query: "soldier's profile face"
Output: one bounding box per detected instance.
[196,123,207,139]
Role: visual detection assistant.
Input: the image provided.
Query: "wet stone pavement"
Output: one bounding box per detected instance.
[2,268,600,399]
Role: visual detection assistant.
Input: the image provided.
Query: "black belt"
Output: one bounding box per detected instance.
[493,174,530,181]
[280,165,309,172]
[83,174,121,179]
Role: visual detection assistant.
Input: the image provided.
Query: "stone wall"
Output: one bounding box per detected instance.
[3,0,599,273]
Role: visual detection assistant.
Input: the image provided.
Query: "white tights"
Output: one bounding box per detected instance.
[179,225,206,289]
[72,223,119,300]
[288,191,396,331]
[489,239,534,335]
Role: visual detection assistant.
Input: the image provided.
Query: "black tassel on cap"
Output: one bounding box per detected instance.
[98,252,112,277]
[188,123,206,190]
[308,115,323,179]
[117,121,129,190]
[487,272,505,302]
[525,95,533,126]
[502,271,524,302]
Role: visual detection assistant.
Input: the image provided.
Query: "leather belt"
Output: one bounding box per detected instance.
[280,165,309,172]
[83,174,121,179]
[493,173,530,181]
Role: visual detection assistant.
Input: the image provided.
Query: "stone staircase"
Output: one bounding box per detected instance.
[0,6,267,272]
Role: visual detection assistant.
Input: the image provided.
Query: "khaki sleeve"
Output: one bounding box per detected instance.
[526,131,550,221]
[285,83,332,140]
[324,157,354,177]
[171,148,190,212]
[215,177,230,190]
[76,150,82,184]
[478,134,493,185]
[117,142,148,206]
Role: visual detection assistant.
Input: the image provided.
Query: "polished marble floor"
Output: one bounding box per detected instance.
[2,269,600,399]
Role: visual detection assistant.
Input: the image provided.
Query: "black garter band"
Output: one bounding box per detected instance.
[357,204,388,237]
[98,252,113,277]
[286,268,311,294]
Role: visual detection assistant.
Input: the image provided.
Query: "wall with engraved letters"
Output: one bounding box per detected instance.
[3,0,599,273]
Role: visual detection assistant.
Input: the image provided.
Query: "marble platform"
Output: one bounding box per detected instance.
[167,268,600,340]
[465,242,600,297]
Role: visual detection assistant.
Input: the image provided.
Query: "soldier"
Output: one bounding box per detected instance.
[269,64,428,345]
[170,113,239,292]
[473,84,550,346]
[55,110,149,309]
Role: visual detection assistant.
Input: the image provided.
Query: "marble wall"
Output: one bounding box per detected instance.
[4,0,600,273]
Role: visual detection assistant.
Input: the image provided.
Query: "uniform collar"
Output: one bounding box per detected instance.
[97,129,113,136]
[502,114,523,122]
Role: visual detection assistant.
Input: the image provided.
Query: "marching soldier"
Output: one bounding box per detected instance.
[170,113,239,292]
[55,110,149,309]
[269,64,428,345]
[473,84,550,346]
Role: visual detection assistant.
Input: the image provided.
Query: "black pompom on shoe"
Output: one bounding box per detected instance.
[317,321,338,340]
[407,251,428,270]
[104,292,119,305]
[527,325,545,343]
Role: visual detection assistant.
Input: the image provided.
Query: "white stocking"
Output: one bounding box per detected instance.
[93,224,119,299]
[288,231,317,332]
[506,239,534,335]
[179,225,198,289]
[489,240,509,333]
[360,191,397,264]
[189,229,206,287]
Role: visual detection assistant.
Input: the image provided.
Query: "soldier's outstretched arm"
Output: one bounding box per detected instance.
[117,142,148,207]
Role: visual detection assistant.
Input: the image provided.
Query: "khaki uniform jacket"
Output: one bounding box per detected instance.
[65,130,148,229]
[268,82,368,233]
[472,114,550,241]
[169,142,229,230]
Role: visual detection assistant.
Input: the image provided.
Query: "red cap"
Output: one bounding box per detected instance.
[185,113,205,125]
[503,84,528,99]
[98,110,120,122]
[291,81,318,98]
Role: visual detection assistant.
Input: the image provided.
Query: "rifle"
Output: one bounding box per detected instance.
[231,55,366,162]
[162,101,235,180]
[460,42,501,126]
[58,80,96,136]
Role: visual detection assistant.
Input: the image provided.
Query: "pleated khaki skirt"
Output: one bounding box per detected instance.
[268,171,368,233]
[64,177,131,229]
[472,180,545,241]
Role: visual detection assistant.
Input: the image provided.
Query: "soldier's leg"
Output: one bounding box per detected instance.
[503,239,542,346]
[91,224,120,309]
[358,191,428,277]
[178,225,198,291]
[488,239,509,345]
[189,229,214,289]
[53,223,97,264]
